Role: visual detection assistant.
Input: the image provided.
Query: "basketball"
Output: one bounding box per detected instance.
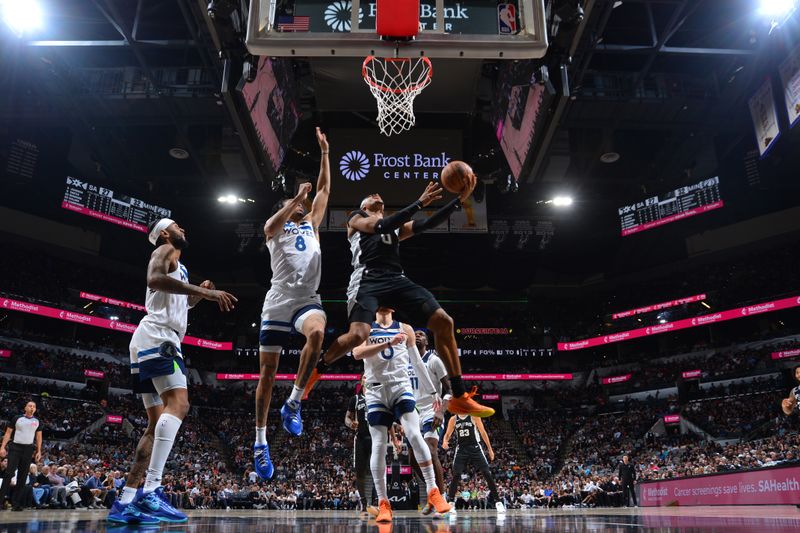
[441,160,473,194]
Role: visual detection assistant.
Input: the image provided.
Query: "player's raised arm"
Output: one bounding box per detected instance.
[308,128,330,230]
[264,182,312,239]
[399,174,476,241]
[147,245,237,311]
[349,182,443,235]
[352,333,406,360]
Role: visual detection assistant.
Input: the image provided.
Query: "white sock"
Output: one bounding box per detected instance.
[288,385,304,404]
[421,464,438,494]
[120,486,138,504]
[255,426,267,446]
[399,411,437,493]
[369,425,388,502]
[143,413,183,493]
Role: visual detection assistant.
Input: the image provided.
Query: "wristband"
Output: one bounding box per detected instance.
[443,394,452,401]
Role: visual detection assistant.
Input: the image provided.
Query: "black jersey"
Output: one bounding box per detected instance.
[348,392,370,438]
[347,210,403,273]
[455,415,480,446]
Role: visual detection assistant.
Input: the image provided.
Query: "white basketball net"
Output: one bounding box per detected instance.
[362,56,433,136]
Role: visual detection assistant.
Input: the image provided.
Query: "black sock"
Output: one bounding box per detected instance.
[451,376,465,397]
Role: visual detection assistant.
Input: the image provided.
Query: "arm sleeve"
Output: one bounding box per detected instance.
[373,201,423,234]
[411,198,461,234]
[432,356,447,382]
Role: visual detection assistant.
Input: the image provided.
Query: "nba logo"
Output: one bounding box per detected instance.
[498,4,517,35]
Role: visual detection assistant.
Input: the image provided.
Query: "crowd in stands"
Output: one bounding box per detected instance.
[683,391,784,438]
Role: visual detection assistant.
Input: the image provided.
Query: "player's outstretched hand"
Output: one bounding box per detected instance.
[782,397,796,415]
[390,333,407,346]
[459,170,477,202]
[295,182,312,202]
[418,181,443,207]
[206,289,238,312]
[441,441,449,450]
[316,127,329,152]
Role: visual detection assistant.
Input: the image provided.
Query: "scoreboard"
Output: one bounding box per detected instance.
[618,177,723,236]
[62,176,171,233]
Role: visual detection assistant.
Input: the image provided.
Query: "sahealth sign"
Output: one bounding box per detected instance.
[329,129,462,205]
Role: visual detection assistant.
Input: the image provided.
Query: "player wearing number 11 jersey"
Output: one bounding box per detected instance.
[253,128,331,480]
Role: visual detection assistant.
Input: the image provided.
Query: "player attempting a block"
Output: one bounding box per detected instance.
[254,128,331,480]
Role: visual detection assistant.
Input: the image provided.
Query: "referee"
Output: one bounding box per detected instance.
[0,400,42,511]
[345,375,374,516]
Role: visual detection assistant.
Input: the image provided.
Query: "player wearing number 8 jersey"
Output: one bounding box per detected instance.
[253,128,331,481]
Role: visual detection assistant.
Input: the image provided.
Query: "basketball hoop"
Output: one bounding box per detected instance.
[362,56,433,136]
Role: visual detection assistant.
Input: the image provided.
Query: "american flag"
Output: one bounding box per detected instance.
[277,15,310,32]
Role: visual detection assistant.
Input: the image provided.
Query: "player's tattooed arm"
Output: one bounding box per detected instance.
[264,182,311,239]
[147,245,237,311]
[308,127,330,230]
[781,389,797,416]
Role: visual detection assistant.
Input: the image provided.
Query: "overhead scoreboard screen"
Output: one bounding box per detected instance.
[62,176,171,233]
[618,177,723,237]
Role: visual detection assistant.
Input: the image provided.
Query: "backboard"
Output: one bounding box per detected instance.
[246,0,548,59]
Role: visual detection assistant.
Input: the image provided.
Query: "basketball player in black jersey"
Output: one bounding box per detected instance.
[442,414,505,513]
[346,375,377,517]
[305,180,493,419]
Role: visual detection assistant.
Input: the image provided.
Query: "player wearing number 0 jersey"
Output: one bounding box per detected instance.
[304,179,494,420]
[254,128,331,481]
[353,308,451,523]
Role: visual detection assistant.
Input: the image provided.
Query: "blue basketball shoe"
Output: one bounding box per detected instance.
[280,399,303,436]
[107,500,160,525]
[254,442,274,480]
[133,487,188,523]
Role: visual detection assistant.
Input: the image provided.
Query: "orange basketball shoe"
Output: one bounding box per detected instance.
[427,488,451,514]
[376,499,393,523]
[447,386,495,418]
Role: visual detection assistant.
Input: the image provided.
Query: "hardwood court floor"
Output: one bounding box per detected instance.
[0,506,799,532]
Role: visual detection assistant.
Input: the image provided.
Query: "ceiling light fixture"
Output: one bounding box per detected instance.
[552,196,573,207]
[169,147,190,160]
[758,0,797,18]
[1,0,43,37]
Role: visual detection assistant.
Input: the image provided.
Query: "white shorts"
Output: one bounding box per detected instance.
[259,290,326,352]
[417,405,441,440]
[364,380,416,427]
[130,321,188,408]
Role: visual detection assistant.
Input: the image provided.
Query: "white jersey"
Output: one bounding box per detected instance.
[408,350,447,412]
[362,320,410,384]
[140,261,190,338]
[266,219,321,296]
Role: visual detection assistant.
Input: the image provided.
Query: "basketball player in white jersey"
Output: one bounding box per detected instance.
[407,329,451,514]
[254,128,330,480]
[111,218,236,525]
[353,307,451,523]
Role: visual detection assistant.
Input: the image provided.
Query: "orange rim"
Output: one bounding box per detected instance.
[362,55,433,94]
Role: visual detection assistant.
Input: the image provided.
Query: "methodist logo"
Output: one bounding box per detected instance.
[325,1,363,32]
[340,151,371,181]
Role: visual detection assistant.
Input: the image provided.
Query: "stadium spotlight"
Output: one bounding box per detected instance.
[1,0,43,37]
[758,0,797,18]
[110,315,119,321]
[552,196,574,207]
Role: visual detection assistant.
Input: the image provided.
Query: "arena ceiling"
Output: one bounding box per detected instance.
[1,0,799,292]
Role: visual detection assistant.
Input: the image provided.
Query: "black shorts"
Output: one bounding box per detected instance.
[348,269,441,325]
[452,444,490,473]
